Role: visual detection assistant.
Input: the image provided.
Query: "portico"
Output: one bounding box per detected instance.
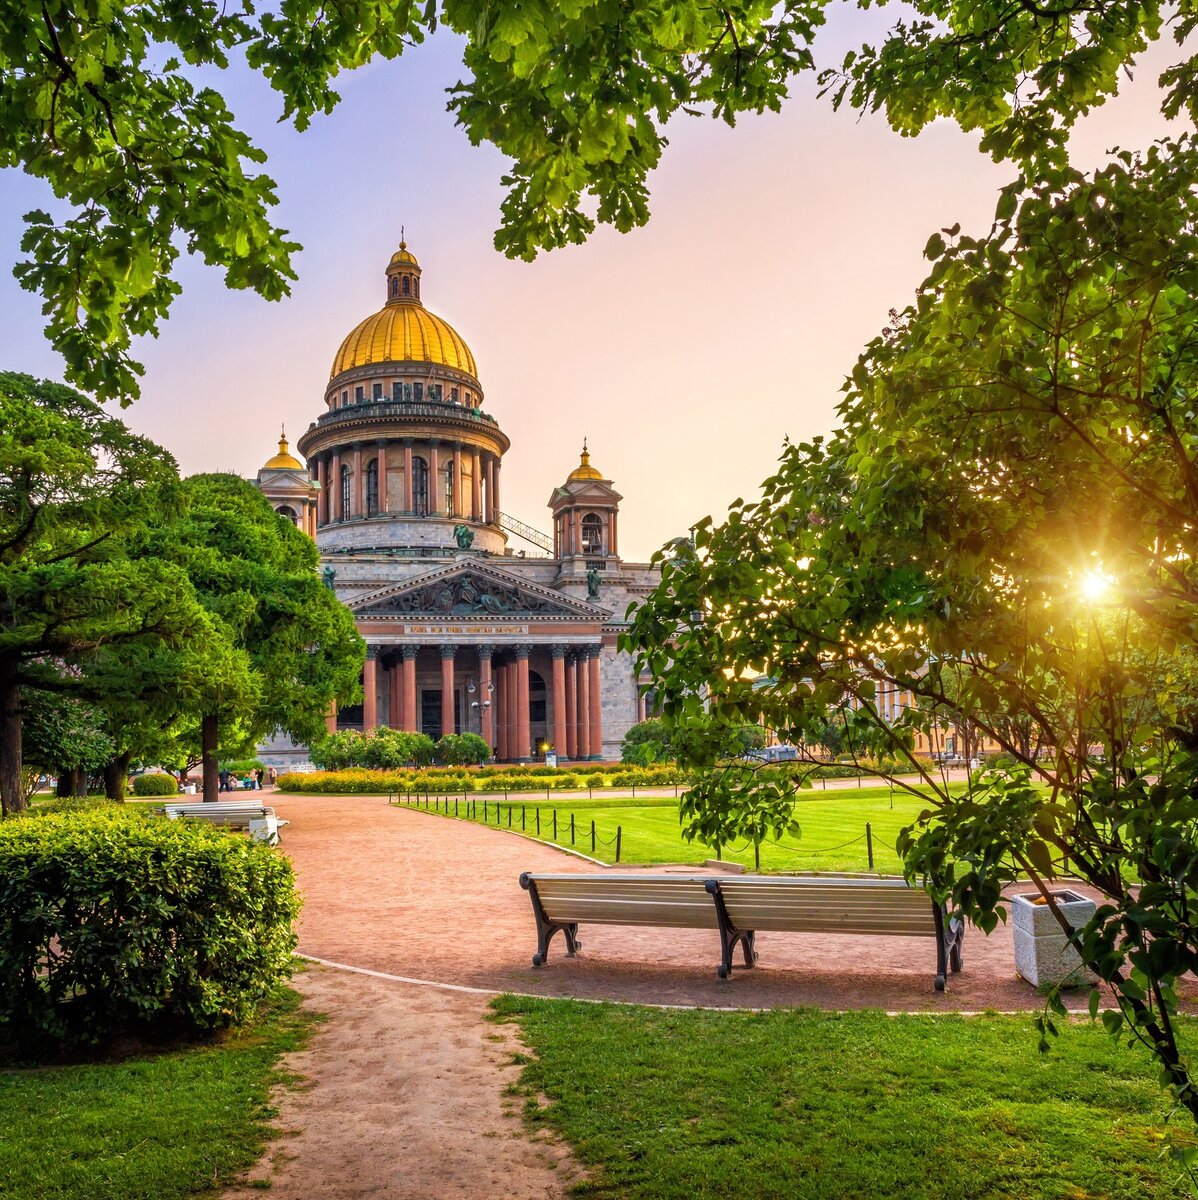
[340,561,607,760]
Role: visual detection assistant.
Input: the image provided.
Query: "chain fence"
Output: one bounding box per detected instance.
[389,791,902,871]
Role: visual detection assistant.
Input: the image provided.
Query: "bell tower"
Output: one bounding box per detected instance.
[548,441,622,566]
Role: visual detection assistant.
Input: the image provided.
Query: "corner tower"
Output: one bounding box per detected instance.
[296,240,510,555]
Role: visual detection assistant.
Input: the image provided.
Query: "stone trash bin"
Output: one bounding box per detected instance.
[1012,890,1096,988]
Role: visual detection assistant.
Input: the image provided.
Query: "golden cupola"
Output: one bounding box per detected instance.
[262,427,304,470]
[567,439,604,482]
[329,240,478,382]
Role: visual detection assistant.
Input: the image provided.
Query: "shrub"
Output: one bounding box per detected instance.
[219,758,265,774]
[0,810,299,1047]
[434,733,491,766]
[130,772,179,796]
[27,796,131,817]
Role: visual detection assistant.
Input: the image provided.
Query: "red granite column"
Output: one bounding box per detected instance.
[515,647,531,762]
[564,653,578,759]
[429,441,440,515]
[495,661,509,760]
[471,449,482,521]
[389,658,401,728]
[352,443,363,518]
[588,646,603,760]
[362,648,378,733]
[440,646,456,737]
[506,660,519,760]
[479,646,495,754]
[315,458,327,526]
[326,701,337,734]
[401,646,418,732]
[403,440,414,513]
[576,652,591,759]
[551,645,568,757]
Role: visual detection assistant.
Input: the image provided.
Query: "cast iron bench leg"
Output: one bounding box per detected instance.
[705,879,757,979]
[520,873,581,967]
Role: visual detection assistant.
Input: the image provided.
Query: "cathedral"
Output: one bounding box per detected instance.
[255,240,659,765]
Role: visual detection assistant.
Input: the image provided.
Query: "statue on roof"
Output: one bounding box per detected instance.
[453,523,474,550]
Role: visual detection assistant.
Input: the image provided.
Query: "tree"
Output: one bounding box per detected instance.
[20,687,112,798]
[626,144,1198,1134]
[0,371,211,814]
[7,1,1195,399]
[142,474,364,801]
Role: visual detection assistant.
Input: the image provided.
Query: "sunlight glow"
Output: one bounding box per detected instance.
[1079,569,1114,603]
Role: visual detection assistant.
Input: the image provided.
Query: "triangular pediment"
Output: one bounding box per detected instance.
[348,559,606,620]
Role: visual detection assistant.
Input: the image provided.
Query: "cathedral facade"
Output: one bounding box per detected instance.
[256,241,658,765]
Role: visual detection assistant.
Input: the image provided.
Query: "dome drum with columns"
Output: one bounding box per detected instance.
[257,240,659,767]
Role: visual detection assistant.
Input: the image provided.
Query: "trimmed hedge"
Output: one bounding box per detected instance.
[276,763,689,794]
[0,810,299,1047]
[131,772,179,796]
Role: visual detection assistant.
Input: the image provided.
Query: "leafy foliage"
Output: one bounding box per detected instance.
[0,809,298,1047]
[310,728,435,770]
[10,1,1198,395]
[129,772,178,796]
[434,732,491,765]
[626,142,1198,1128]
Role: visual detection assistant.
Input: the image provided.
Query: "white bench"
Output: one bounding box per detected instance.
[163,801,287,843]
[519,872,964,990]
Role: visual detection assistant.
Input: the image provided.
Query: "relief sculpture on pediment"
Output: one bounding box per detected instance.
[363,572,572,617]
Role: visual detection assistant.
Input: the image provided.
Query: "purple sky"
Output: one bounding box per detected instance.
[0,17,1185,561]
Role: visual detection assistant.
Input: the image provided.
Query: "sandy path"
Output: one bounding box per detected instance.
[223,966,581,1200]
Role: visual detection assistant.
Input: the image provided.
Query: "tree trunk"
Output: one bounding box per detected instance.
[0,670,23,816]
[201,713,219,803]
[58,767,86,797]
[103,751,133,802]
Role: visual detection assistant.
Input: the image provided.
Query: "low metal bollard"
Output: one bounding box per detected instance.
[615,825,622,863]
[866,822,874,870]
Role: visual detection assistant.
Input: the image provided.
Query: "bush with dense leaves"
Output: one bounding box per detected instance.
[130,772,179,796]
[434,733,491,766]
[0,810,299,1047]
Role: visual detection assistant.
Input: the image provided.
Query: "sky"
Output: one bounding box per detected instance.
[0,11,1186,561]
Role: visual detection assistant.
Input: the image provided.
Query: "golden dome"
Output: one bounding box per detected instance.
[263,427,304,470]
[568,440,603,482]
[331,304,478,380]
[330,239,478,381]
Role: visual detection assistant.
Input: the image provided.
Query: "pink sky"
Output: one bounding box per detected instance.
[0,17,1186,561]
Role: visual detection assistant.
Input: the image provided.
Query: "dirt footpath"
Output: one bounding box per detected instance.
[222,966,582,1200]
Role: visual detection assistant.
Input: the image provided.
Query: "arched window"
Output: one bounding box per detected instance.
[390,277,398,299]
[275,504,298,525]
[445,460,455,515]
[402,276,411,296]
[366,459,379,516]
[581,513,604,556]
[412,456,429,516]
[339,465,351,520]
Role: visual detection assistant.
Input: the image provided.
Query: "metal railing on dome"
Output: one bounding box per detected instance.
[314,400,500,428]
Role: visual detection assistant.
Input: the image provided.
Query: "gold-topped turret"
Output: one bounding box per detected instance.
[263,426,304,471]
[567,438,603,482]
[385,236,422,305]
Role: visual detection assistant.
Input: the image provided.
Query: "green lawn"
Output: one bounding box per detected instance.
[0,987,314,1200]
[494,996,1193,1200]
[397,785,945,873]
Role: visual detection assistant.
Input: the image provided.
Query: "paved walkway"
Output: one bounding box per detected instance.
[275,792,1072,1013]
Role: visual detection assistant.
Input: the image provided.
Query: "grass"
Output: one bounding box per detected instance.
[493,996,1195,1200]
[396,785,956,873]
[0,986,315,1200]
